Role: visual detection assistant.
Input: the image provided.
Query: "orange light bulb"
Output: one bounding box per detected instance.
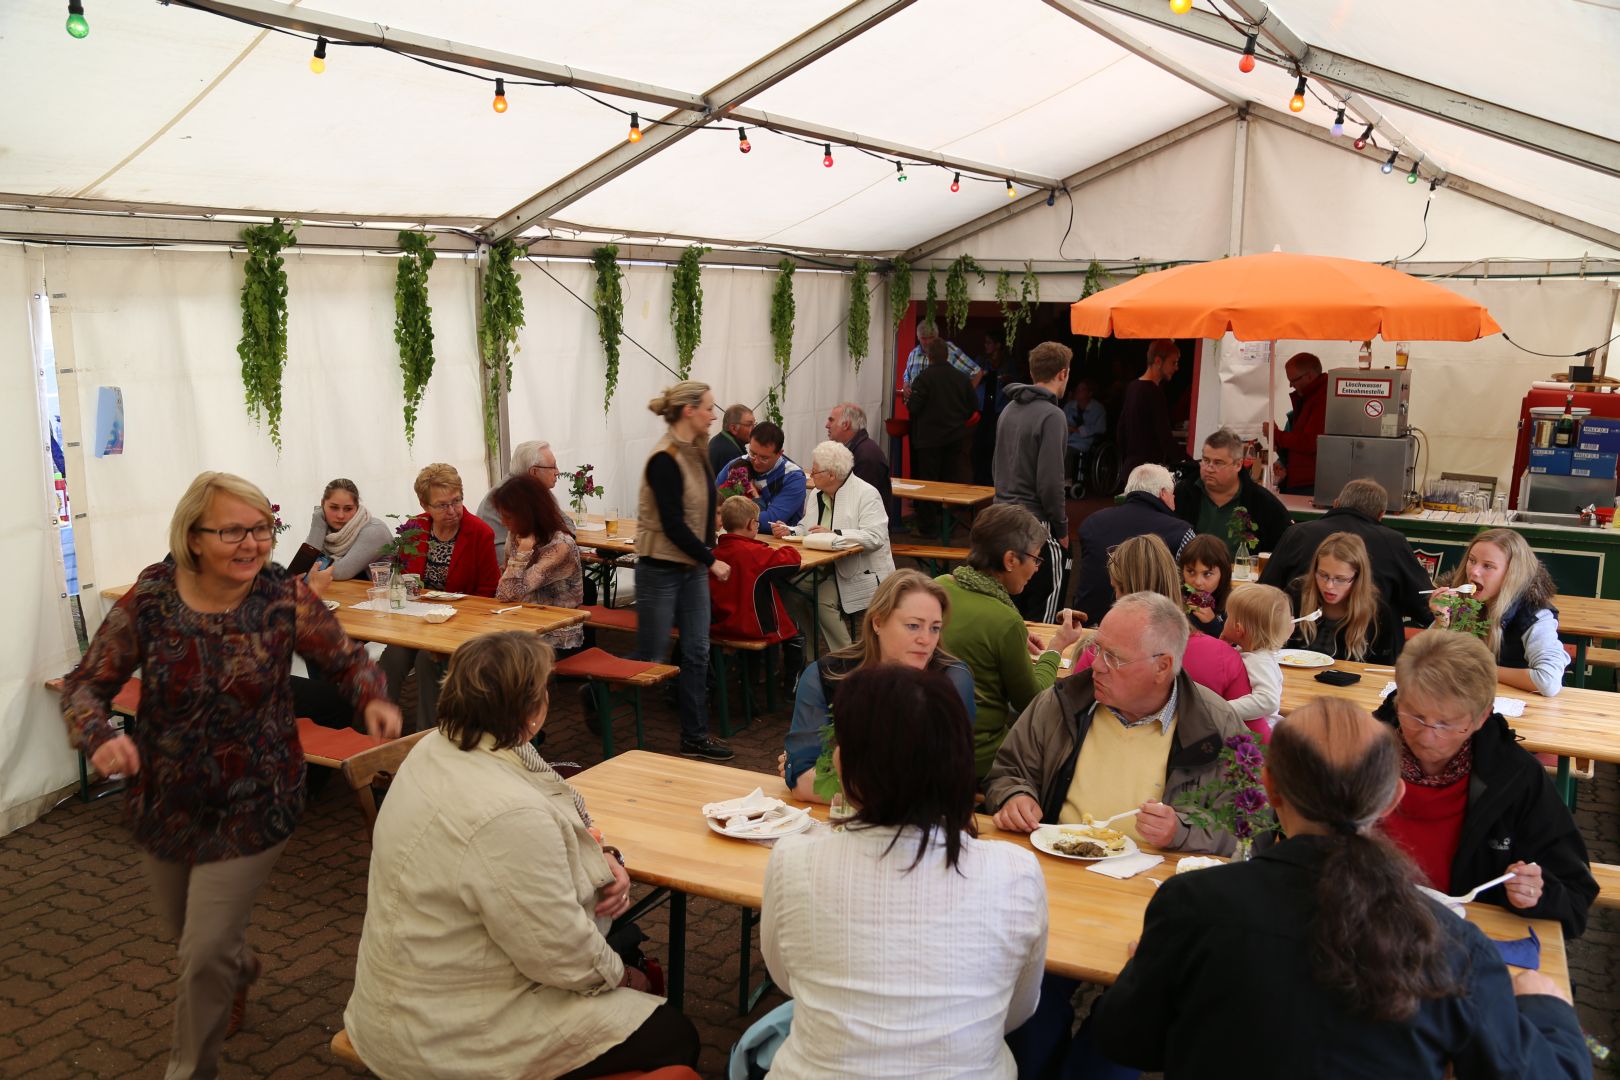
[628,112,643,143]
[492,78,508,114]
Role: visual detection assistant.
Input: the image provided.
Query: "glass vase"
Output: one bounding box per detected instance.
[388,563,406,610]
[1234,544,1255,581]
[1230,837,1254,862]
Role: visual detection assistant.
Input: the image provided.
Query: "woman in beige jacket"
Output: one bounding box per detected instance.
[344,632,698,1079]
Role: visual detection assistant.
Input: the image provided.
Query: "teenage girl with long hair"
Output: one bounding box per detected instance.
[1430,528,1568,696]
[1290,531,1403,664]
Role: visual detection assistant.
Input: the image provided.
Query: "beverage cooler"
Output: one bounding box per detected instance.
[1511,389,1620,511]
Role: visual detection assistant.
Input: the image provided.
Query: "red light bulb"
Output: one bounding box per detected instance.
[822,143,834,168]
[737,128,751,154]
[1239,53,1255,73]
[950,172,960,193]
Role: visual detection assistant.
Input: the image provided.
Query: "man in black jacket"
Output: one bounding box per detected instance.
[1172,426,1293,555]
[1260,477,1434,626]
[1073,464,1195,626]
[825,401,894,527]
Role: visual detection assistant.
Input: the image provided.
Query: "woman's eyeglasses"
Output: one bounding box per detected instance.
[429,496,465,512]
[192,524,274,543]
[1314,570,1356,588]
[1397,710,1472,734]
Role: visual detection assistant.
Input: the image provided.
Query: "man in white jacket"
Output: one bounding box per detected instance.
[772,440,895,652]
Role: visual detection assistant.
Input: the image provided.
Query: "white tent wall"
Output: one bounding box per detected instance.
[45,246,486,595]
[0,247,84,834]
[503,261,881,526]
[1241,123,1620,264]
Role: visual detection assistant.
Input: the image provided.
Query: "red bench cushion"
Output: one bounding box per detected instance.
[553,647,661,681]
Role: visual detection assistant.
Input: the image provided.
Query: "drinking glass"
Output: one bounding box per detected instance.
[368,561,391,588]
[402,573,422,601]
[1394,342,1410,369]
[366,586,389,614]
[828,793,855,831]
[605,508,621,537]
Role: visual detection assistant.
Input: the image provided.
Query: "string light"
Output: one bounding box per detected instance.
[1406,161,1420,184]
[65,0,88,38]
[492,78,507,113]
[309,36,327,74]
[950,172,960,193]
[627,112,642,143]
[1353,124,1374,151]
[895,161,907,183]
[1169,0,1192,12]
[1046,190,1057,207]
[1330,108,1345,137]
[737,128,751,154]
[1427,178,1440,202]
[1288,76,1307,113]
[1238,34,1257,73]
[1381,150,1398,174]
[822,143,834,168]
[1006,179,1017,199]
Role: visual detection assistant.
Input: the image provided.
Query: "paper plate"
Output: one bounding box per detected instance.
[1277,649,1335,669]
[704,811,812,841]
[323,599,341,611]
[1031,825,1140,862]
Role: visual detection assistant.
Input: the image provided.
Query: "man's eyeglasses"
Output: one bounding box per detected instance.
[1092,644,1167,672]
[1314,570,1356,588]
[1199,456,1238,469]
[532,464,559,474]
[429,496,465,512]
[193,523,274,544]
[1397,710,1473,734]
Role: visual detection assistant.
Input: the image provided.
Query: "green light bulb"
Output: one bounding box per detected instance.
[66,11,89,38]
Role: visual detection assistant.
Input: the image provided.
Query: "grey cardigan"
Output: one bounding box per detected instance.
[302,507,392,580]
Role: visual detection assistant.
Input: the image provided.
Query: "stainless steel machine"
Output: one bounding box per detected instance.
[1313,368,1415,510]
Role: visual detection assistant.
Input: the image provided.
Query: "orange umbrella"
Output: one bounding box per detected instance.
[1069,252,1501,342]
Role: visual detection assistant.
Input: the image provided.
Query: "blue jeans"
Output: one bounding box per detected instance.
[633,560,711,743]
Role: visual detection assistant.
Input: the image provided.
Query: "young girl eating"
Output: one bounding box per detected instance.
[1429,527,1568,696]
[1289,532,1404,664]
[1220,583,1294,740]
[1179,534,1233,639]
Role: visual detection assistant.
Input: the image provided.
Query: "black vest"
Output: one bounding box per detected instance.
[1498,601,1554,669]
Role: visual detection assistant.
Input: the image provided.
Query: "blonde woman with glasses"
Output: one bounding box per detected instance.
[1289,531,1403,664]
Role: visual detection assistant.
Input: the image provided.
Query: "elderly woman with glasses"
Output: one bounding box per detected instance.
[380,463,501,731]
[60,472,399,1078]
[1373,629,1597,938]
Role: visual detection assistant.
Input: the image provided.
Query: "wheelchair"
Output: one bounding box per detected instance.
[1065,437,1121,500]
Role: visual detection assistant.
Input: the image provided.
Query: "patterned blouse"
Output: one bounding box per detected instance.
[496,531,585,649]
[424,532,457,592]
[60,558,387,863]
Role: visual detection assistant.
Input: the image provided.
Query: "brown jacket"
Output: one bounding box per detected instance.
[636,432,714,565]
[984,669,1248,855]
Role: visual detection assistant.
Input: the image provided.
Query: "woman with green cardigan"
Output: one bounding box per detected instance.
[938,504,1084,779]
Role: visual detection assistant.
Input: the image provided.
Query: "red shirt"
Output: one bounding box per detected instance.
[1274,373,1327,489]
[1382,776,1469,893]
[399,512,500,597]
[709,532,801,644]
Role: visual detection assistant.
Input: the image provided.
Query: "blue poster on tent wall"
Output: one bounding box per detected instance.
[94,386,124,457]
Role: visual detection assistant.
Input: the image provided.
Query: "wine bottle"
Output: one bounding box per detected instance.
[1554,393,1576,449]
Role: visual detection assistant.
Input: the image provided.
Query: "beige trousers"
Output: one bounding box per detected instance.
[785,574,854,655]
[140,839,287,1080]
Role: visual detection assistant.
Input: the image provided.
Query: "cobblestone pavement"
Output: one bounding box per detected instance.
[5,631,1616,1077]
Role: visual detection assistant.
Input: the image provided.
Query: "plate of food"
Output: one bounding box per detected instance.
[701,788,813,841]
[1030,821,1139,861]
[418,590,466,601]
[1277,649,1335,669]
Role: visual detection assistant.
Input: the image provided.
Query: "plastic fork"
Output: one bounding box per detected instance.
[491,604,524,615]
[1420,583,1477,596]
[1292,608,1322,625]
[1446,870,1516,904]
[1040,807,1140,831]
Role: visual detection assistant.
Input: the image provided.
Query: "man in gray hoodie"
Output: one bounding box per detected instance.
[993,340,1072,620]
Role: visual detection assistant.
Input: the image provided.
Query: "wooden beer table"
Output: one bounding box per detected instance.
[890,478,995,544]
[570,752,1569,1010]
[102,578,586,653]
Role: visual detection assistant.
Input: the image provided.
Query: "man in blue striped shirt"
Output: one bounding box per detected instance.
[902,320,983,400]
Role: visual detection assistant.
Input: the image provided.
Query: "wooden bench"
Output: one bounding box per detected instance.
[330,1028,700,1079]
[1594,863,1620,911]
[44,676,142,802]
[552,647,679,757]
[892,543,970,576]
[579,606,777,735]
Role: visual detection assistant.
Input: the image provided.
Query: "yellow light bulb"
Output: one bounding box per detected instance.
[309,56,326,75]
[1169,0,1193,12]
[1289,93,1305,112]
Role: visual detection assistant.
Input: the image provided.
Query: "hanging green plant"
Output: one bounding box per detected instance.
[995,269,1022,352]
[394,230,437,448]
[887,257,911,336]
[478,239,525,461]
[924,267,939,328]
[767,259,797,424]
[237,218,297,451]
[670,244,708,379]
[944,254,985,333]
[1078,259,1111,361]
[592,244,625,413]
[846,261,871,372]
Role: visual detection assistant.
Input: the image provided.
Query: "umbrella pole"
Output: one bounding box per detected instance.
[1265,340,1277,490]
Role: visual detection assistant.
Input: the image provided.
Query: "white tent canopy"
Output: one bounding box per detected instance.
[2,0,1618,831]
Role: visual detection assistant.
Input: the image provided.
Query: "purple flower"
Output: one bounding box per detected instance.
[1234,818,1254,839]
[1234,786,1268,814]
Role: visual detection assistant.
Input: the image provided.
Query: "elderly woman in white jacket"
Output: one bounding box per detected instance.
[771,440,895,652]
[344,631,699,1080]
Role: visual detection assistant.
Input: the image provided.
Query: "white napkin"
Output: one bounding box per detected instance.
[350,599,457,619]
[891,481,924,490]
[1086,852,1163,879]
[803,533,859,551]
[1379,681,1526,717]
[701,787,775,819]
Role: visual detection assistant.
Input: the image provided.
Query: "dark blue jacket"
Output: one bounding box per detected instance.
[1093,835,1591,1079]
[1074,492,1195,627]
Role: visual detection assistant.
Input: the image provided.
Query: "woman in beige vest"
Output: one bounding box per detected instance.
[633,381,735,761]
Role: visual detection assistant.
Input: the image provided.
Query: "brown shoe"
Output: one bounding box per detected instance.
[226,953,262,1038]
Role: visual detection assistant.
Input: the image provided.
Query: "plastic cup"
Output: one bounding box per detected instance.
[368,561,391,588]
[402,573,422,601]
[366,586,389,613]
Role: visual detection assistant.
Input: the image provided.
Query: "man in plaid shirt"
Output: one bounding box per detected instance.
[902,320,982,400]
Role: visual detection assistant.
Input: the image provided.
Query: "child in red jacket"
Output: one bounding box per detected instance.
[710,496,800,644]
